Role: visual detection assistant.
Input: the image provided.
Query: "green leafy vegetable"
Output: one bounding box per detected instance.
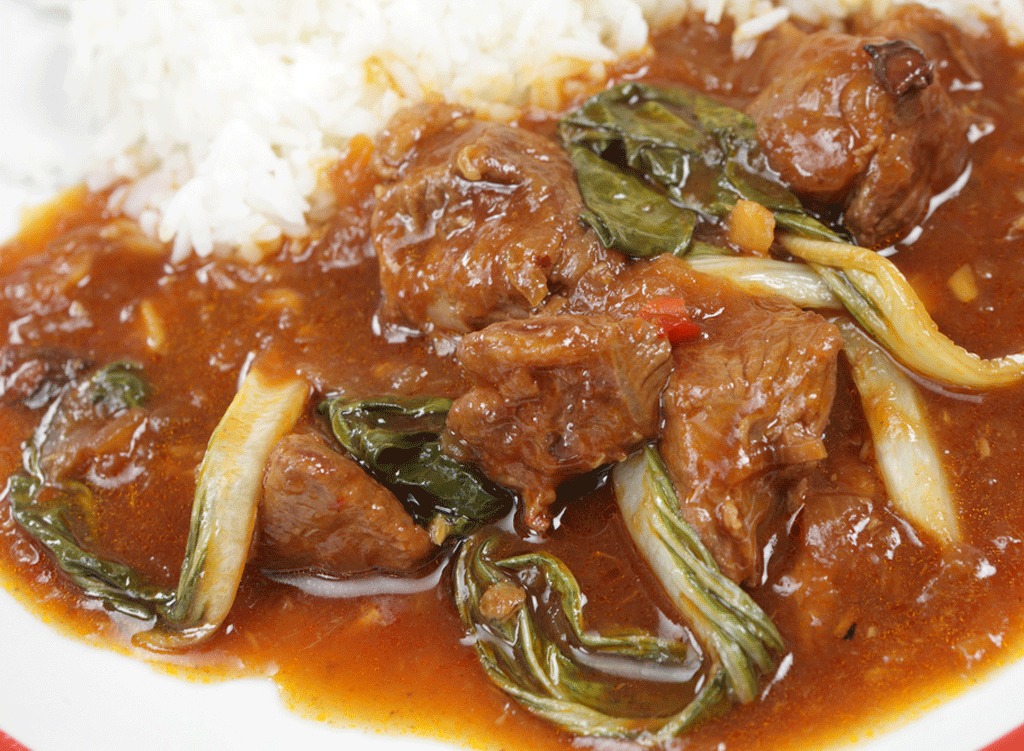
[89,360,151,411]
[325,396,508,540]
[558,82,841,257]
[7,365,172,620]
[568,145,696,258]
[454,533,725,743]
[8,459,173,621]
[612,446,783,703]
[454,446,784,742]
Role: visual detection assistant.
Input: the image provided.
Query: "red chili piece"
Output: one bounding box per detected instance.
[637,297,701,345]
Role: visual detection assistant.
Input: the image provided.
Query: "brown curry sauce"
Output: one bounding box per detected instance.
[3,12,1024,751]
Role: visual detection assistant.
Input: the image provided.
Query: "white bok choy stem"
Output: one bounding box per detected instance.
[138,365,308,649]
[781,234,1024,390]
[612,446,784,704]
[685,255,841,310]
[838,320,961,547]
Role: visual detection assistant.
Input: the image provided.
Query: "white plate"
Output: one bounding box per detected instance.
[1,3,1023,750]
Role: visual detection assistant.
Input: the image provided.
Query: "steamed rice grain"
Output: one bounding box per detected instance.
[30,0,1024,261]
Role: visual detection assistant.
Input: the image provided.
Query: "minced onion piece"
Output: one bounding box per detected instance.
[838,320,961,546]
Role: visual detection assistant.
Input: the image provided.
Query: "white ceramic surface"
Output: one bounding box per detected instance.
[1,2,1023,750]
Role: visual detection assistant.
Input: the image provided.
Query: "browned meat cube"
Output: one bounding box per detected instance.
[442,314,672,532]
[372,102,622,335]
[576,255,841,583]
[747,8,973,248]
[659,285,841,584]
[776,453,941,651]
[258,433,435,574]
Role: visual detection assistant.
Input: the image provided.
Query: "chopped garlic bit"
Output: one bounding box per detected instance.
[727,199,776,256]
[947,263,979,303]
[139,299,167,354]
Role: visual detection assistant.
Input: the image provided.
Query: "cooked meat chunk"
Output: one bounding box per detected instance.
[442,314,672,532]
[0,346,87,409]
[747,9,972,247]
[661,293,840,583]
[583,255,841,583]
[259,433,435,574]
[778,456,928,651]
[372,102,622,335]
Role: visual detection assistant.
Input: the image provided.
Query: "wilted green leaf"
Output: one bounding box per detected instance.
[325,396,509,539]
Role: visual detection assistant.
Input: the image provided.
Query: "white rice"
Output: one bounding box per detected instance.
[35,0,1024,261]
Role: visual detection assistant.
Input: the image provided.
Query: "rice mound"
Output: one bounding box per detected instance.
[53,0,1024,262]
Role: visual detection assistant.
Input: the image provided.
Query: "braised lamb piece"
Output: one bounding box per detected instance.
[661,297,841,584]
[0,346,87,409]
[747,7,973,248]
[259,432,435,574]
[442,314,672,532]
[372,102,622,335]
[576,256,841,583]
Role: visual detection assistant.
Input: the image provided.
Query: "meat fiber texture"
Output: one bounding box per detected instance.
[259,432,435,575]
[372,103,621,336]
[443,314,672,532]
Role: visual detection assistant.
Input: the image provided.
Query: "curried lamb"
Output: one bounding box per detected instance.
[442,314,672,532]
[259,432,435,574]
[372,103,623,336]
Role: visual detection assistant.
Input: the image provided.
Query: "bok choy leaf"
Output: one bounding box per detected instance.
[325,396,509,541]
[7,365,173,620]
[781,234,1024,389]
[454,446,784,742]
[837,320,961,546]
[684,254,841,309]
[612,446,784,703]
[141,366,308,648]
[9,449,174,620]
[558,82,841,258]
[89,361,151,411]
[568,145,696,258]
[454,533,726,743]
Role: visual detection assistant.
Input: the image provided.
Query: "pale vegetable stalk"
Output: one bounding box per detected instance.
[838,320,961,546]
[685,254,841,309]
[781,234,1024,389]
[140,366,308,648]
[612,446,784,703]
